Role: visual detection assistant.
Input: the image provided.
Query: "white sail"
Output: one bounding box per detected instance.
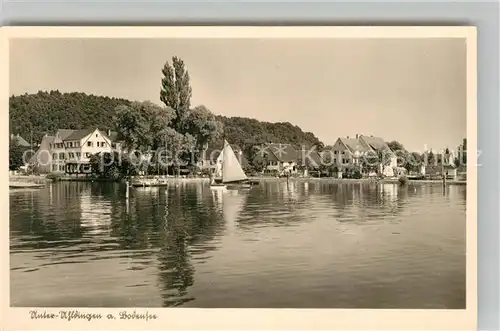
[215,154,223,177]
[222,140,248,183]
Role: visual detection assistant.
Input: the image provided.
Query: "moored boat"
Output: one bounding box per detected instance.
[131,176,170,187]
[210,139,252,190]
[9,181,45,189]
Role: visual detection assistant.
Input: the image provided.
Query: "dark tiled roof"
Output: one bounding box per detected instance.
[64,129,94,141]
[302,150,323,168]
[56,129,77,141]
[339,138,371,153]
[265,143,298,162]
[44,135,55,144]
[54,128,119,142]
[359,135,391,152]
[29,135,54,164]
[10,134,31,147]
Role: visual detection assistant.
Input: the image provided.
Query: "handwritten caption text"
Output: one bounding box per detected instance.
[29,310,158,322]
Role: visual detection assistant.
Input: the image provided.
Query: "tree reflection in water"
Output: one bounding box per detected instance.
[10,181,466,308]
[154,185,225,307]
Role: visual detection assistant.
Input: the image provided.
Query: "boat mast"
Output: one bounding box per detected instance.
[220,133,225,182]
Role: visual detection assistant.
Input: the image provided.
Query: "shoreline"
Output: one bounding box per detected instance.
[247,176,467,185]
[9,174,466,186]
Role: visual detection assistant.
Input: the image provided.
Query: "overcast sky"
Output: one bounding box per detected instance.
[10,38,466,152]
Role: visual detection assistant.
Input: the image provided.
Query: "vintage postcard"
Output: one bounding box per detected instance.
[1,26,477,330]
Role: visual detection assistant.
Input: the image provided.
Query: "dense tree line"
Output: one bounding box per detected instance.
[9,90,131,144]
[9,91,323,159]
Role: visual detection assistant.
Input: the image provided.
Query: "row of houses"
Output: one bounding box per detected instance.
[199,133,464,179]
[14,128,464,179]
[198,135,402,178]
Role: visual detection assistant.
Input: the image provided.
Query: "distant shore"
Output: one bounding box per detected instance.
[9,174,466,186]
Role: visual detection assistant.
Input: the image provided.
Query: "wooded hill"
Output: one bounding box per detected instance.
[9,91,324,150]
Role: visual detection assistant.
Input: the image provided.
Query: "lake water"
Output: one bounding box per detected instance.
[9,180,466,309]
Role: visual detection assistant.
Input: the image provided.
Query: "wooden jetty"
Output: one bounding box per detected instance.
[9,181,45,189]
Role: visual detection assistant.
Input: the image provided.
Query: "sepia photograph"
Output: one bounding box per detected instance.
[2,26,477,330]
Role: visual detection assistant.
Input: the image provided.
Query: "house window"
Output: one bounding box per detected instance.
[334,151,338,155]
[59,165,64,171]
[52,165,57,171]
[85,152,91,158]
[59,152,65,159]
[87,141,92,147]
[111,143,116,148]
[52,153,57,160]
[76,152,81,158]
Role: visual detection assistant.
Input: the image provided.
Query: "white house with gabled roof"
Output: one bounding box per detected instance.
[328,134,398,177]
[31,128,122,174]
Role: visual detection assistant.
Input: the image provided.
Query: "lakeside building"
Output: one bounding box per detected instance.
[420,149,459,180]
[325,134,398,178]
[10,134,32,148]
[30,128,122,174]
[253,143,300,176]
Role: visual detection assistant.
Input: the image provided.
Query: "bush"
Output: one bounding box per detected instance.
[398,175,409,186]
[351,170,362,179]
[46,172,64,182]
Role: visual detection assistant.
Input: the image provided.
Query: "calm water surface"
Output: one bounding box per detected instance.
[10,180,466,308]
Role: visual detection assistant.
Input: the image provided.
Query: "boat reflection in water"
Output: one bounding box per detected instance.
[211,188,248,234]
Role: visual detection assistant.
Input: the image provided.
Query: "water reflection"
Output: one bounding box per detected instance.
[80,193,112,236]
[10,181,466,308]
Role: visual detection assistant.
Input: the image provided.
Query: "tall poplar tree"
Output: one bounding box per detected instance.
[160,56,192,133]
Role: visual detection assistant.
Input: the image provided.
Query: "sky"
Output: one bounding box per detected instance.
[9,38,466,152]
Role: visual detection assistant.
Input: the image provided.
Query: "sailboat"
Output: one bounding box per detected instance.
[210,140,251,190]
